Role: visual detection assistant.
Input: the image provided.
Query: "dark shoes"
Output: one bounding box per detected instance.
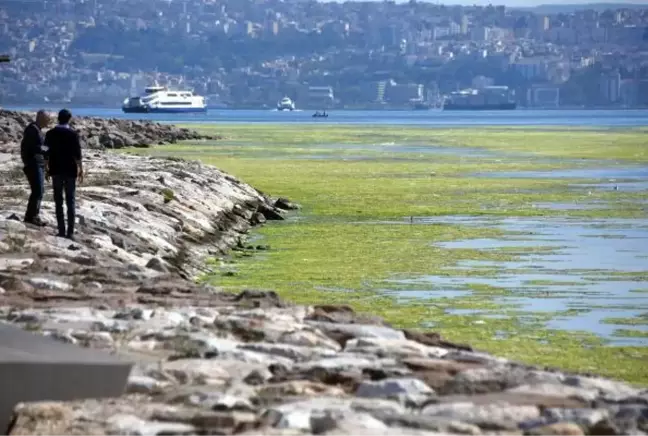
[25,217,47,227]
[24,217,77,240]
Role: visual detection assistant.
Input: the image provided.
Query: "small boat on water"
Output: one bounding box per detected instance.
[122,82,207,113]
[277,96,296,111]
[312,111,328,118]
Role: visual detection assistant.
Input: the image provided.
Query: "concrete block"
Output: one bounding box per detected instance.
[0,323,132,433]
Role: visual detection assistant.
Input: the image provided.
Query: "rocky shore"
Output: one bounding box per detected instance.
[0,109,216,151]
[0,119,647,435]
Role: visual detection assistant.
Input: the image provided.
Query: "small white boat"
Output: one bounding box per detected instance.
[122,82,207,113]
[276,96,296,111]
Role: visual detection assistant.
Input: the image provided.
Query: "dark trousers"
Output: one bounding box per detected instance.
[52,175,77,237]
[23,165,44,222]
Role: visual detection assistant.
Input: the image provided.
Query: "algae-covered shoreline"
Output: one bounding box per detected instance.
[127,124,648,385]
[3,115,648,435]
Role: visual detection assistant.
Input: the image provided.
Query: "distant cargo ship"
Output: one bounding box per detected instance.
[412,102,431,110]
[443,102,517,111]
[443,86,516,111]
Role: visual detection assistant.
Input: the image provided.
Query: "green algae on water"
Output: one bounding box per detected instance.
[176,124,648,162]
[132,124,648,385]
[613,329,648,338]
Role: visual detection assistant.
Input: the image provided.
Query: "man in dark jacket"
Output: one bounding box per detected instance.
[20,110,51,226]
[44,109,84,240]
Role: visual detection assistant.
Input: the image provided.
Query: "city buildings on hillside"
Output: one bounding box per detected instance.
[0,0,647,108]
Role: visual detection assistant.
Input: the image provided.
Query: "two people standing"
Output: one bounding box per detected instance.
[20,109,84,240]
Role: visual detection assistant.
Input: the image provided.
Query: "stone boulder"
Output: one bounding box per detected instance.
[0,109,218,152]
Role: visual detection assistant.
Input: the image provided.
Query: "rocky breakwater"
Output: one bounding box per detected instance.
[0,147,291,287]
[0,153,647,435]
[0,109,217,151]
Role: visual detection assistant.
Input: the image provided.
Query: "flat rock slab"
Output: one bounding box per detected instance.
[435,392,589,408]
[0,323,133,433]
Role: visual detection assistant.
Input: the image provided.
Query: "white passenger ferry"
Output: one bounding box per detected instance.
[122,83,207,113]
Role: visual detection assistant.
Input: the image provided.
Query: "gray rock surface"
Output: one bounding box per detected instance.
[0,109,216,150]
[4,296,647,436]
[0,148,287,292]
[0,126,647,435]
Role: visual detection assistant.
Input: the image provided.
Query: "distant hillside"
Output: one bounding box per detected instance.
[513,3,648,13]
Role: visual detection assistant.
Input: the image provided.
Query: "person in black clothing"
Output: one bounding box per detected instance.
[44,109,84,240]
[20,110,51,226]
